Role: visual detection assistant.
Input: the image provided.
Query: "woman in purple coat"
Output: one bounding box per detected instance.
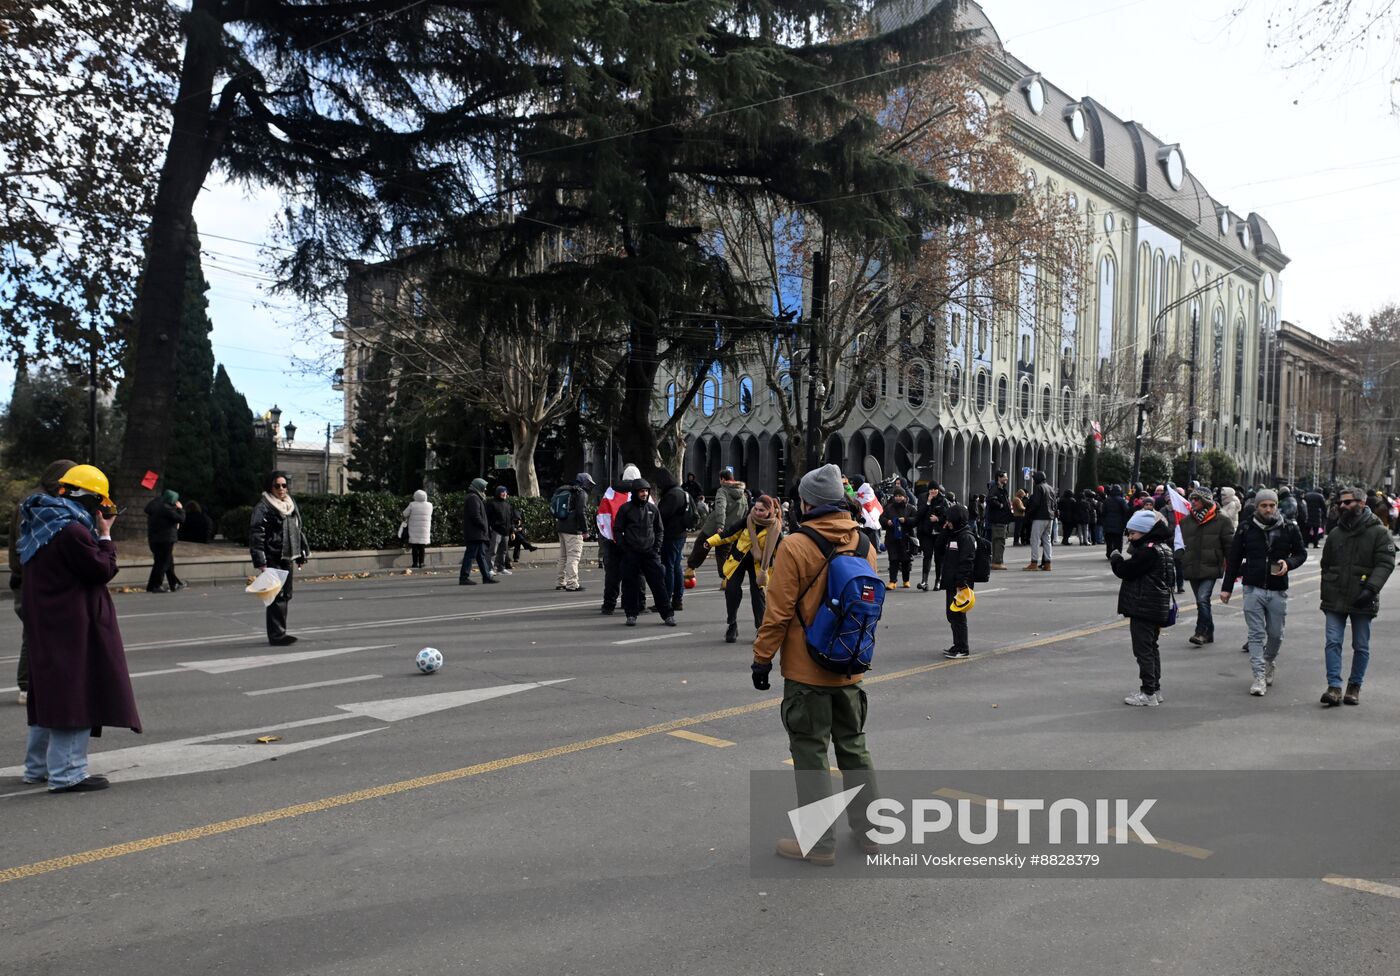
[18,464,141,793]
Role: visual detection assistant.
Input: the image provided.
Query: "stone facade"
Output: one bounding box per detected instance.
[1271,320,1361,487]
[676,0,1288,500]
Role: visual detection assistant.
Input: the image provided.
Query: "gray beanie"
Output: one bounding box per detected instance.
[470,478,488,493]
[798,463,846,506]
[1254,488,1278,505]
[1126,510,1160,534]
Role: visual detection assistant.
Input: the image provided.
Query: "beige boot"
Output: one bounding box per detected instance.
[1040,561,1052,571]
[775,837,835,866]
[1023,561,1039,571]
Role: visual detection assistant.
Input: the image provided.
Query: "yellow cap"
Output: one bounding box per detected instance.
[58,464,114,510]
[950,586,976,613]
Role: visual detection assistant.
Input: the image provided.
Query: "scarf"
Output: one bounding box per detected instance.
[748,497,781,588]
[17,493,95,565]
[1253,513,1280,532]
[1192,504,1218,525]
[262,491,295,517]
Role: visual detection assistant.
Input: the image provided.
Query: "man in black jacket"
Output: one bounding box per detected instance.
[654,469,691,611]
[486,486,516,575]
[915,482,949,591]
[554,473,593,592]
[1024,470,1056,571]
[1221,488,1307,696]
[1101,485,1130,560]
[612,479,676,627]
[144,489,186,592]
[941,504,977,659]
[458,478,497,585]
[1304,489,1327,547]
[985,471,1013,569]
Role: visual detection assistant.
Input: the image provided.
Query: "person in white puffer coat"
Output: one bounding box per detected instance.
[402,489,434,568]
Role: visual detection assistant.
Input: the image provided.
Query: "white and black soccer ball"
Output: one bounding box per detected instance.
[415,647,443,674]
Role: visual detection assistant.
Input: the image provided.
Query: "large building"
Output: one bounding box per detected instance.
[677,0,1289,498]
[1271,321,1361,488]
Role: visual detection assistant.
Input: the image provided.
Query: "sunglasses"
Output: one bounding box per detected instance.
[1338,499,1361,507]
[273,482,289,489]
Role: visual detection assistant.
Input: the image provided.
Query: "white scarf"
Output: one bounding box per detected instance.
[262,491,295,517]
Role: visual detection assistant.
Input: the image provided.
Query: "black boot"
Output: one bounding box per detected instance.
[725,621,738,643]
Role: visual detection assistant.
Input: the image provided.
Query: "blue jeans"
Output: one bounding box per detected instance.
[1242,587,1288,678]
[1190,578,1217,636]
[661,537,686,606]
[24,726,92,788]
[1324,611,1372,688]
[458,541,492,581]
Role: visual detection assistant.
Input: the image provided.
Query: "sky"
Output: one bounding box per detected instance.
[5,0,1398,426]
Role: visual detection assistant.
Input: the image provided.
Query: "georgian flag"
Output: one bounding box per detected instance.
[855,483,883,531]
[595,486,630,541]
[1166,484,1191,551]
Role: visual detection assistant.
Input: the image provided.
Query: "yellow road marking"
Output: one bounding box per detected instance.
[1322,875,1400,899]
[667,729,736,749]
[4,585,1317,886]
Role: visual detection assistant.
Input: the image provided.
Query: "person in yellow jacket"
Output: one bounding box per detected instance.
[707,493,781,644]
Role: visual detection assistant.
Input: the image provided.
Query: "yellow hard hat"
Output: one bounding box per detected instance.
[950,585,976,613]
[58,464,114,510]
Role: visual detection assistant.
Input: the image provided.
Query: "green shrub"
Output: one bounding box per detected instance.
[219,505,254,545]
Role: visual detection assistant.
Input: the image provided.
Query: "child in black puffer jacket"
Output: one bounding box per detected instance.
[1110,509,1174,706]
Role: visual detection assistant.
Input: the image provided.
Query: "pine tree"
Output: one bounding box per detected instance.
[208,365,267,514]
[1078,435,1100,492]
[346,348,395,492]
[162,228,216,504]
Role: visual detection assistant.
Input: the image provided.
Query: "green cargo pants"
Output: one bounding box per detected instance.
[781,679,878,854]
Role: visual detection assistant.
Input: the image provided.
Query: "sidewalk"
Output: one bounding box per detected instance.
[0,539,599,594]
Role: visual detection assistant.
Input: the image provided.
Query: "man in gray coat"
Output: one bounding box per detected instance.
[1317,486,1396,706]
[691,466,749,580]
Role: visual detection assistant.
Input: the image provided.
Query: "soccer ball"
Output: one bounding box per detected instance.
[415,647,443,674]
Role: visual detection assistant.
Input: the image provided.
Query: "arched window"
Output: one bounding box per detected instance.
[665,382,677,417]
[975,370,990,413]
[1097,255,1116,388]
[738,376,754,415]
[700,378,717,416]
[945,363,962,408]
[1041,385,1053,420]
[907,362,926,409]
[1061,388,1073,424]
[1019,378,1032,419]
[996,375,1009,416]
[860,371,877,410]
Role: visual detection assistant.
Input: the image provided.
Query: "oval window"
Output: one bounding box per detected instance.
[907,363,926,409]
[946,363,962,408]
[975,370,990,413]
[701,379,717,416]
[738,376,754,415]
[1019,379,1031,419]
[997,375,1009,416]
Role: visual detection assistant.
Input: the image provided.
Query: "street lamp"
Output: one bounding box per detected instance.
[284,421,297,447]
[1132,264,1248,487]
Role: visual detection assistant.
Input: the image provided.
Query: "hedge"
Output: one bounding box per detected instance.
[217,492,595,552]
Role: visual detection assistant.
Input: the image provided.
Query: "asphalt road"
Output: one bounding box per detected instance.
[1,542,1397,975]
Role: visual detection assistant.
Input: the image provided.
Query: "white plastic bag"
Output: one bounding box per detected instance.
[245,566,289,606]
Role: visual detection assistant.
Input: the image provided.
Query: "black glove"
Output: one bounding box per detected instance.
[751,662,772,691]
[1108,549,1123,562]
[1352,587,1378,611]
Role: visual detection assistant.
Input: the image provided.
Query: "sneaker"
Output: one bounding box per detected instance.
[942,647,970,659]
[49,774,110,794]
[1249,677,1267,696]
[556,584,566,590]
[482,577,499,584]
[916,581,928,591]
[170,582,185,592]
[625,616,637,626]
[1154,691,1165,704]
[885,581,897,591]
[1265,662,1276,686]
[1188,632,1206,646]
[662,616,677,627]
[775,837,834,867]
[600,606,614,615]
[1320,685,1343,707]
[497,568,513,576]
[725,622,738,644]
[1343,682,1361,706]
[1023,562,1039,571]
[991,563,1007,571]
[565,585,586,592]
[901,581,911,589]
[1123,692,1160,707]
[270,635,299,646]
[459,579,477,586]
[17,690,27,706]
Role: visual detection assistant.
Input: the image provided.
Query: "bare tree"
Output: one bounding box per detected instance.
[1253,0,1400,109]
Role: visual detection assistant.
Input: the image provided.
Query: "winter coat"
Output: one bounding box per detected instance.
[707,516,780,584]
[1304,491,1326,530]
[1179,504,1234,581]
[485,497,515,535]
[700,481,749,536]
[752,506,871,689]
[1100,490,1130,534]
[614,497,663,554]
[22,522,142,734]
[1057,492,1078,524]
[942,522,977,592]
[1075,496,1096,527]
[1011,493,1026,518]
[1218,487,1241,526]
[178,506,214,544]
[249,497,309,568]
[985,484,1013,525]
[1111,518,1174,625]
[401,490,433,546]
[555,484,589,535]
[461,489,490,544]
[880,498,915,542]
[1279,491,1299,522]
[143,497,185,545]
[915,492,949,541]
[655,474,691,542]
[1025,481,1055,521]
[1222,514,1307,594]
[1319,507,1397,617]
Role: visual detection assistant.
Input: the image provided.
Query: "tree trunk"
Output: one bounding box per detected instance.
[617,316,662,470]
[509,417,542,497]
[113,0,225,535]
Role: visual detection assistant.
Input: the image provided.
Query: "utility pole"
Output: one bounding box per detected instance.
[804,246,827,471]
[1313,409,1322,487]
[1130,351,1152,486]
[1288,396,1297,488]
[1329,412,1343,486]
[87,326,99,465]
[323,422,331,495]
[1186,306,1200,484]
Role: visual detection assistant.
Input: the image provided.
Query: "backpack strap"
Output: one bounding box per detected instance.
[792,526,870,629]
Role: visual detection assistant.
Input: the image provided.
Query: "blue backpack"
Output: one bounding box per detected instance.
[550,486,574,520]
[793,526,885,675]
